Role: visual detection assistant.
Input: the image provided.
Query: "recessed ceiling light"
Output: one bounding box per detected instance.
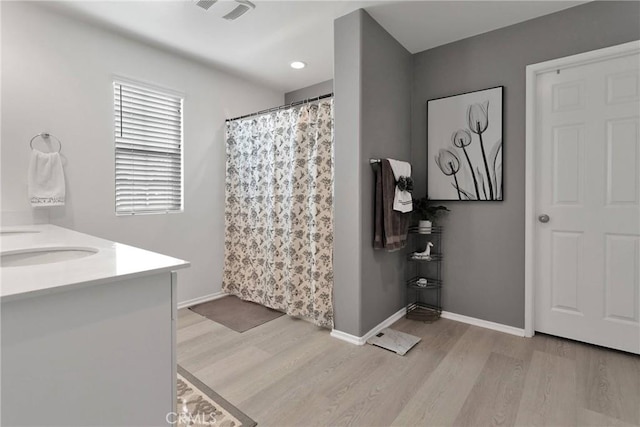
[290,61,306,70]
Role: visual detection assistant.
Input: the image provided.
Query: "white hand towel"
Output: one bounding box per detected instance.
[28,150,65,207]
[387,158,413,213]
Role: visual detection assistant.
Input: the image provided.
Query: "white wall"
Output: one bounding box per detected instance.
[1,1,283,304]
[284,79,333,104]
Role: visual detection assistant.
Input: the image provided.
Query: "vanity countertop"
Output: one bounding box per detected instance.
[0,224,189,301]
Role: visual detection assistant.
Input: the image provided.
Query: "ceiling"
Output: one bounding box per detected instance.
[43,1,585,93]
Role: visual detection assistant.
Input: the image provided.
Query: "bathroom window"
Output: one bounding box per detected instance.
[114,80,183,215]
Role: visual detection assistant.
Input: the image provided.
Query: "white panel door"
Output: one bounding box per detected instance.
[535,51,640,354]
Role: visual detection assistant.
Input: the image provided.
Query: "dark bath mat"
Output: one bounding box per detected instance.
[189,295,284,333]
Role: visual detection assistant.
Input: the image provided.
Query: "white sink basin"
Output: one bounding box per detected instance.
[1,247,98,267]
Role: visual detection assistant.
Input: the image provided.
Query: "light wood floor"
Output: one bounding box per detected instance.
[177,309,640,427]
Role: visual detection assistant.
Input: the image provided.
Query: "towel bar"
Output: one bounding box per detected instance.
[30,133,62,153]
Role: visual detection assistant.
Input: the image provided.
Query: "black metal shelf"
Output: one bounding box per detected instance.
[405,226,443,322]
[408,225,443,235]
[406,302,442,322]
[407,253,443,262]
[406,276,442,289]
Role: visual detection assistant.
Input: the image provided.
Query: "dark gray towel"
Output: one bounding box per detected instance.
[373,159,410,251]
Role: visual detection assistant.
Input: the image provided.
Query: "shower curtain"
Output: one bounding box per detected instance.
[222,98,334,328]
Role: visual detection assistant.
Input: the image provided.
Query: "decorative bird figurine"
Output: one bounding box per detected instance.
[411,242,434,260]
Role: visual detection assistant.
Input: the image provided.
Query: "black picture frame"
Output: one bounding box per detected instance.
[427,86,504,201]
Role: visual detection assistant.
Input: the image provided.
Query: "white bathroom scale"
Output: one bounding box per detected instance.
[366,327,421,356]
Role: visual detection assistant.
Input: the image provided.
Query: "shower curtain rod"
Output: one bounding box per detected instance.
[225,93,333,122]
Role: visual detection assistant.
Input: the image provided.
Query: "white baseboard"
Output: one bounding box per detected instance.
[331,307,406,346]
[177,291,227,310]
[330,308,525,344]
[441,311,525,337]
[362,307,406,342]
[329,329,365,345]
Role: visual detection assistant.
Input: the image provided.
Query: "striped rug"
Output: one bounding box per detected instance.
[176,365,257,427]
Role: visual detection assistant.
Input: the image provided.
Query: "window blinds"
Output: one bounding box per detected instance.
[114,81,183,214]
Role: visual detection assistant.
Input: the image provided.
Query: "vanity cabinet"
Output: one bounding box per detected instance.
[0,225,188,427]
[405,225,443,321]
[1,272,178,426]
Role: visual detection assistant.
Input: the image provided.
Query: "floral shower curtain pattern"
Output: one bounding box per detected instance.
[222,99,334,328]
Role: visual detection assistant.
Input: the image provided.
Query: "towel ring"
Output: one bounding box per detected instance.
[30,133,62,153]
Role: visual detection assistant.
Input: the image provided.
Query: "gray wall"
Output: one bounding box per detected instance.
[285,79,333,104]
[359,11,412,334]
[334,10,364,336]
[334,9,412,336]
[411,1,640,328]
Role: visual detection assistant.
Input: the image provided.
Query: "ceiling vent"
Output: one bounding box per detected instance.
[194,0,217,11]
[222,0,256,20]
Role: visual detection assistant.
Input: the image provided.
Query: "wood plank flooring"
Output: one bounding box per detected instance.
[177,309,640,427]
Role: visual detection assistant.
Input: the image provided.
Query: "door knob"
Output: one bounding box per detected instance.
[538,214,550,223]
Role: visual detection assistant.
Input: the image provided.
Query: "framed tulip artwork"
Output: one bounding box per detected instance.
[427,86,503,201]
